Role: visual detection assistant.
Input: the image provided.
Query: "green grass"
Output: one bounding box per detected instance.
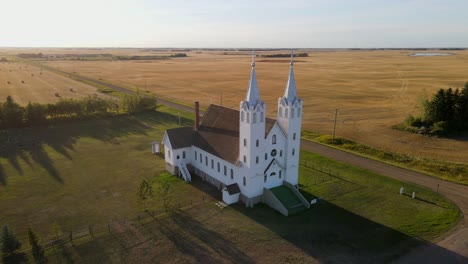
[302,130,468,185]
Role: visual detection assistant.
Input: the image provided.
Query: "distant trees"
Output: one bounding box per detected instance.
[0,93,156,130]
[404,82,468,136]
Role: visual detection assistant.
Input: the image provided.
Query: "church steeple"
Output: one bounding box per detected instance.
[245,50,260,107]
[283,50,297,103]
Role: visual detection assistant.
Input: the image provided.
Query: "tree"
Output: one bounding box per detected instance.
[25,102,47,126]
[137,180,153,209]
[159,180,173,212]
[1,225,25,263]
[28,227,47,264]
[2,96,24,128]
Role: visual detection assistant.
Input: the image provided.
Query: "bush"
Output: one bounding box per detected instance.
[431,121,449,136]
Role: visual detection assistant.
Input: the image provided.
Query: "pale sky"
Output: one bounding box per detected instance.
[0,0,467,48]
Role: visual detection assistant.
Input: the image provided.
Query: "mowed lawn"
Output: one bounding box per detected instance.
[0,61,105,105]
[44,49,468,163]
[0,106,460,263]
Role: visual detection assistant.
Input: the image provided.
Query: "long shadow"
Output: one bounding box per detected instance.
[190,175,467,263]
[0,110,186,185]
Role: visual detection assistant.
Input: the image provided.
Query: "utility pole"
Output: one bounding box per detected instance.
[332,109,338,143]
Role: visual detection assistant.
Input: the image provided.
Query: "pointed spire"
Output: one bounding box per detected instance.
[283,49,297,102]
[245,50,260,106]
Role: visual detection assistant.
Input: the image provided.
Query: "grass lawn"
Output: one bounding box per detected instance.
[0,106,461,263]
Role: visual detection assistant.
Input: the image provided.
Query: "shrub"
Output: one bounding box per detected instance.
[431,121,449,136]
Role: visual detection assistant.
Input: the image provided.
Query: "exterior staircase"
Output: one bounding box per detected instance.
[179,162,191,182]
[269,186,307,215]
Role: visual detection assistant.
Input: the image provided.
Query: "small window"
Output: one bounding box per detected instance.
[211,159,214,169]
[243,177,246,186]
[264,153,267,160]
[279,170,282,179]
[224,166,227,176]
[182,151,186,159]
[205,156,208,166]
[217,162,220,172]
[285,108,289,118]
[243,155,246,163]
[256,156,259,164]
[231,169,234,179]
[256,139,259,147]
[280,150,283,157]
[293,133,296,140]
[253,113,257,123]
[168,150,171,158]
[260,112,264,122]
[177,155,180,160]
[264,175,267,182]
[270,172,276,176]
[241,111,244,122]
[272,135,277,145]
[292,148,295,156]
[200,153,202,163]
[278,107,283,117]
[243,139,247,147]
[195,151,197,160]
[298,108,301,117]
[246,112,250,123]
[291,108,295,118]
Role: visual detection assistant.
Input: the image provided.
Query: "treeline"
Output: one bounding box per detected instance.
[114,53,187,60]
[404,82,468,136]
[0,93,156,129]
[261,53,309,58]
[17,53,44,58]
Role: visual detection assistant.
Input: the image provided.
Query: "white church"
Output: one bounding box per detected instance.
[162,52,310,216]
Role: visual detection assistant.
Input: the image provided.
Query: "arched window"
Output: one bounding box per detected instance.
[264,153,267,160]
[298,108,301,117]
[278,107,283,117]
[264,175,267,182]
[195,151,197,160]
[205,156,208,166]
[177,155,179,160]
[253,113,257,123]
[256,139,259,147]
[246,112,250,123]
[260,112,264,122]
[199,153,202,163]
[243,177,246,186]
[243,155,246,163]
[270,172,276,176]
[291,108,295,118]
[224,166,227,176]
[217,162,220,172]
[241,111,244,122]
[256,156,259,164]
[231,169,234,179]
[168,150,171,158]
[272,135,277,145]
[285,108,289,118]
[279,170,282,179]
[243,138,247,147]
[280,150,283,157]
[293,133,296,140]
[292,148,295,156]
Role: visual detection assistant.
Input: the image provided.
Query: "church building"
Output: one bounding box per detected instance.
[161,52,310,215]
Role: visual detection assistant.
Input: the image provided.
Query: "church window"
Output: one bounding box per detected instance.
[195,151,197,160]
[224,165,227,176]
[264,175,267,182]
[205,156,208,166]
[260,112,264,122]
[217,162,220,172]
[241,111,244,122]
[243,177,246,186]
[243,138,247,147]
[256,156,259,164]
[279,107,283,117]
[211,159,214,169]
[253,113,257,123]
[243,155,246,163]
[270,172,276,176]
[292,148,295,156]
[279,170,282,179]
[291,108,295,118]
[293,133,296,140]
[285,108,289,118]
[265,153,267,160]
[231,169,234,179]
[177,155,179,160]
[256,139,259,147]
[272,135,277,145]
[182,151,186,159]
[168,150,171,158]
[280,150,283,157]
[199,153,202,163]
[298,108,301,117]
[246,112,250,123]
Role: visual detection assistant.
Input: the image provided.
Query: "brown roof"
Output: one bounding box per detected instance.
[165,104,277,164]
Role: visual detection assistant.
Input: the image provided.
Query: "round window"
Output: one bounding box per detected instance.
[271,149,277,157]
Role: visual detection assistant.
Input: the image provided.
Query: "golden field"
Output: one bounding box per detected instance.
[0,61,104,104]
[2,48,468,163]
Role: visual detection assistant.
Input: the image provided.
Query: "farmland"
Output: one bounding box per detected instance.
[0,60,106,104]
[32,48,468,163]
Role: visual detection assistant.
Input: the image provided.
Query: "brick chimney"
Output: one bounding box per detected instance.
[194,101,200,130]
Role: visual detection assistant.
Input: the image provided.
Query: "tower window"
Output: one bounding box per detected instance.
[177,155,179,160]
[293,133,296,140]
[231,169,234,179]
[253,113,257,123]
[243,155,246,163]
[272,135,277,145]
[260,112,264,122]
[280,150,283,157]
[256,139,259,147]
[292,148,295,156]
[241,111,245,122]
[279,107,283,117]
[256,156,259,164]
[285,108,289,118]
[264,175,267,182]
[243,138,247,147]
[243,177,246,186]
[246,112,250,123]
[291,108,295,118]
[298,108,301,117]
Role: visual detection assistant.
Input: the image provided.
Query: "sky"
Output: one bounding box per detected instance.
[0,0,467,48]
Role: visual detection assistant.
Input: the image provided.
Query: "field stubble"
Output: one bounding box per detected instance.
[44,50,468,163]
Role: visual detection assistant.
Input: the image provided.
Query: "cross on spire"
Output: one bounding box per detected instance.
[245,49,261,106]
[283,49,297,103]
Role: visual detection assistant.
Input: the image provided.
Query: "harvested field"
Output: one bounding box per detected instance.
[41,49,468,163]
[0,60,106,104]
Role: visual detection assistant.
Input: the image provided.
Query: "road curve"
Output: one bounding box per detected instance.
[35,63,468,261]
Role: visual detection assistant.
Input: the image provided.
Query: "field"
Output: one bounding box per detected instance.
[0,106,460,263]
[30,48,468,164]
[0,60,105,104]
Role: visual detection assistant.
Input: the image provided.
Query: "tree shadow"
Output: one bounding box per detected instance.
[0,110,182,185]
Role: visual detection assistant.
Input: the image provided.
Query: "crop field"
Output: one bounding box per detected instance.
[0,60,106,104]
[37,49,468,163]
[0,106,460,263]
